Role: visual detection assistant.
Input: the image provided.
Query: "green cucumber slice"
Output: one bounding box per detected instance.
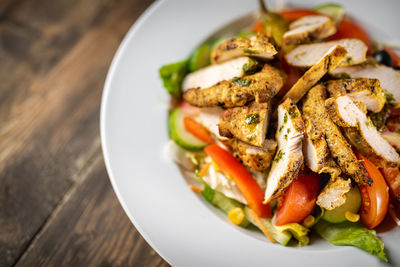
[322,186,362,224]
[244,207,292,246]
[202,182,250,228]
[168,108,207,151]
[314,3,345,24]
[188,43,211,72]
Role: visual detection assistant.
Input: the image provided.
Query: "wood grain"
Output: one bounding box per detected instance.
[0,0,169,266]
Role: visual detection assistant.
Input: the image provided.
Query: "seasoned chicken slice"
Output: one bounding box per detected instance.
[218,102,270,147]
[286,39,367,68]
[183,64,286,108]
[326,95,400,167]
[182,57,262,92]
[283,45,347,103]
[196,107,227,140]
[302,85,371,186]
[330,64,400,106]
[325,78,386,113]
[210,34,277,64]
[317,177,352,210]
[264,99,304,203]
[229,139,277,172]
[303,118,341,177]
[282,15,336,46]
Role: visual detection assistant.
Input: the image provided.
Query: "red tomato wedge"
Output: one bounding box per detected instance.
[204,144,271,218]
[274,173,320,226]
[357,153,389,229]
[279,9,321,22]
[183,117,214,144]
[252,21,265,34]
[330,17,372,51]
[381,167,400,209]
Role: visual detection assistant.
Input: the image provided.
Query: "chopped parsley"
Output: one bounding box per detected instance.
[242,58,262,75]
[385,92,395,105]
[274,150,285,162]
[288,107,298,117]
[233,77,252,87]
[365,119,374,127]
[279,125,285,132]
[243,48,259,54]
[283,113,288,124]
[346,56,352,64]
[245,113,260,125]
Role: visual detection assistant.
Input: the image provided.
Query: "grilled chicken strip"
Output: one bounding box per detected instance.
[210,34,277,64]
[264,99,304,203]
[317,177,352,210]
[330,64,400,106]
[184,64,286,108]
[286,39,367,68]
[283,45,347,103]
[303,118,341,177]
[182,57,262,92]
[302,84,371,186]
[325,78,386,113]
[228,139,277,172]
[325,95,400,167]
[218,102,270,147]
[282,15,336,46]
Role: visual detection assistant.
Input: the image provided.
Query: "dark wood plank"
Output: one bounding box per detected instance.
[0,0,155,265]
[15,150,169,267]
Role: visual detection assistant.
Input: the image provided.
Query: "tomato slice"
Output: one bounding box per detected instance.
[279,9,321,22]
[274,173,320,226]
[330,17,372,51]
[380,167,400,209]
[252,21,264,34]
[357,153,389,229]
[204,144,271,218]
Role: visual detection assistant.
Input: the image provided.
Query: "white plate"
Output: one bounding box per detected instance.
[100,0,400,266]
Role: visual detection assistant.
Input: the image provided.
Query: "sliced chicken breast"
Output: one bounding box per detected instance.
[182,57,261,92]
[285,39,367,68]
[302,84,371,186]
[325,95,400,167]
[184,64,286,108]
[283,45,347,103]
[218,102,270,147]
[282,15,336,46]
[325,78,385,113]
[196,107,227,140]
[317,177,352,210]
[330,64,400,106]
[210,34,277,64]
[264,99,304,203]
[229,138,277,172]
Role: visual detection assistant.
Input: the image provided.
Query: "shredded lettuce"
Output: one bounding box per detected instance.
[314,220,387,261]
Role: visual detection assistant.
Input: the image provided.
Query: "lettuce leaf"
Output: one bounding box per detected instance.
[159,59,188,98]
[314,220,387,261]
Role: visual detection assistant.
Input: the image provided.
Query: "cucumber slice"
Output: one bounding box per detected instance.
[322,186,362,224]
[188,43,211,72]
[202,182,250,227]
[314,3,344,24]
[168,108,207,151]
[244,207,292,246]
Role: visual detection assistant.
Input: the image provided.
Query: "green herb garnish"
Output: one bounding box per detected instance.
[245,114,260,125]
[233,77,252,87]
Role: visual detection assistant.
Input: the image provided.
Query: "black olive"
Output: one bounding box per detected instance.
[374,49,393,66]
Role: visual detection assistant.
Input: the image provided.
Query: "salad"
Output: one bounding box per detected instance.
[159,2,400,262]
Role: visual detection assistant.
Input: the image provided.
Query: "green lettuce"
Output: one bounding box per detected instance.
[159,59,188,98]
[314,220,387,261]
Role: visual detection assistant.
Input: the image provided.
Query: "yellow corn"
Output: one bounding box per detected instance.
[345,211,360,222]
[212,161,220,172]
[228,207,245,225]
[302,215,315,228]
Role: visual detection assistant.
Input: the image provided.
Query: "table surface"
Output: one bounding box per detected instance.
[0,0,170,266]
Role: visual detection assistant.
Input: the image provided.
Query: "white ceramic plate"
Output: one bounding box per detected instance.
[101,0,400,266]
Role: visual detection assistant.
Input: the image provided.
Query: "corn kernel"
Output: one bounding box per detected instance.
[302,215,315,228]
[212,161,220,172]
[228,207,245,225]
[345,211,360,222]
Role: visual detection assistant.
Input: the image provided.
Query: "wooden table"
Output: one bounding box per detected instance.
[0,0,169,265]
